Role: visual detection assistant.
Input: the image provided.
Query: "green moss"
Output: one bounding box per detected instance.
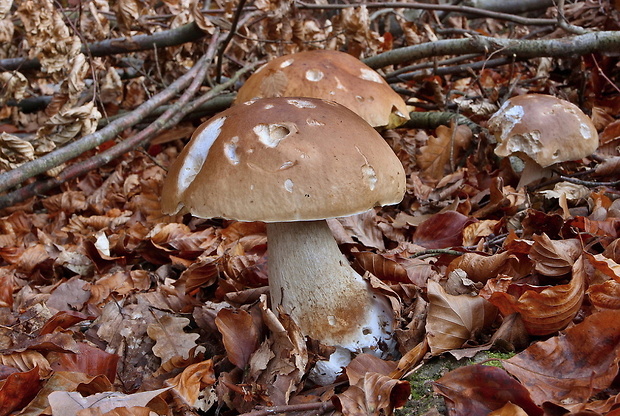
[396,351,517,416]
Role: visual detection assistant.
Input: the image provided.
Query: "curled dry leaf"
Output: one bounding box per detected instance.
[503,310,620,406]
[0,351,51,376]
[425,280,498,355]
[0,71,26,105]
[0,132,35,171]
[165,360,216,412]
[446,251,516,283]
[481,256,586,336]
[16,0,80,77]
[529,234,582,277]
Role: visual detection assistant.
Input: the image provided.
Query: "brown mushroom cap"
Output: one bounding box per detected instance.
[488,94,599,167]
[161,97,406,222]
[234,50,409,129]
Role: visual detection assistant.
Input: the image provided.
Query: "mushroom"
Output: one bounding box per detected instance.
[161,97,406,384]
[487,94,599,188]
[234,50,409,129]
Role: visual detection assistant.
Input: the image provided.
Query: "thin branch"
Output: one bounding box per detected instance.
[0,40,215,194]
[294,1,556,26]
[0,21,208,72]
[363,31,620,69]
[216,0,248,83]
[0,62,254,210]
[237,401,336,416]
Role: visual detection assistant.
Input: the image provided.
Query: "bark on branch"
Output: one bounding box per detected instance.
[0,21,207,72]
[363,31,620,69]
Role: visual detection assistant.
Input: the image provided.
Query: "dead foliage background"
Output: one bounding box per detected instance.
[1,0,620,415]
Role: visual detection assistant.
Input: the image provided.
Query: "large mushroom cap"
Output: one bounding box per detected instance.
[488,94,599,167]
[234,50,409,129]
[161,97,406,222]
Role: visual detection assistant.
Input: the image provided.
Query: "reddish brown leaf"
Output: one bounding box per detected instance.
[352,251,410,283]
[433,365,543,416]
[0,366,41,416]
[48,342,119,382]
[503,310,620,406]
[411,211,476,249]
[40,311,93,335]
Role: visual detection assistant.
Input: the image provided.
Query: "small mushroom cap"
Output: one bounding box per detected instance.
[161,97,406,222]
[234,50,409,129]
[488,94,599,167]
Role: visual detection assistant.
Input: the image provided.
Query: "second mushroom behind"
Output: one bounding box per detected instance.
[487,93,599,188]
[161,97,406,384]
[234,50,410,129]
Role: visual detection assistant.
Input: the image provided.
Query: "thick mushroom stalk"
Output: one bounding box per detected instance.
[267,220,395,384]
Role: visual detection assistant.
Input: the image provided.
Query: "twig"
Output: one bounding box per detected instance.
[0,39,217,195]
[294,1,556,26]
[237,401,335,416]
[0,21,208,72]
[387,56,515,83]
[557,176,620,187]
[555,0,589,35]
[409,249,465,259]
[0,61,255,210]
[216,0,248,83]
[363,31,620,69]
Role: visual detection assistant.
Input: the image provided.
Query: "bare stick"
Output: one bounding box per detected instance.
[0,62,255,210]
[0,39,217,194]
[0,21,208,72]
[294,1,556,26]
[363,31,620,69]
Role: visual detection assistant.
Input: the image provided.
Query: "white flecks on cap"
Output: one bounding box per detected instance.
[335,76,347,91]
[284,179,294,192]
[305,69,324,82]
[176,116,226,194]
[243,100,256,106]
[278,161,295,170]
[580,122,594,139]
[280,59,294,68]
[356,146,378,190]
[253,122,298,147]
[287,99,316,109]
[306,118,325,126]
[264,104,274,110]
[359,68,384,84]
[223,136,240,165]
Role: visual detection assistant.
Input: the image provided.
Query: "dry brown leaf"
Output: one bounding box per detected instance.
[482,256,586,335]
[352,252,409,283]
[529,234,582,276]
[147,315,199,363]
[425,280,498,355]
[417,124,472,180]
[214,308,260,369]
[447,251,516,283]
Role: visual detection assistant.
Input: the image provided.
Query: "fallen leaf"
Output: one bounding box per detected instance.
[214,308,260,369]
[147,315,199,363]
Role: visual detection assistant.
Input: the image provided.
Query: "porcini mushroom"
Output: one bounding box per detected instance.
[234,50,410,129]
[487,94,599,188]
[161,97,406,384]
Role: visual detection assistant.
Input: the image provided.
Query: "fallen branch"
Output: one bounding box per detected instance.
[0,56,255,210]
[294,1,556,26]
[0,36,218,195]
[0,21,208,72]
[363,31,620,69]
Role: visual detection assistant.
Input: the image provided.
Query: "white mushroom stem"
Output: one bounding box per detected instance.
[517,156,553,189]
[266,220,395,381]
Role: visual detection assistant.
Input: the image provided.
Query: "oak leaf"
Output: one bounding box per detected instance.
[147,315,199,363]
